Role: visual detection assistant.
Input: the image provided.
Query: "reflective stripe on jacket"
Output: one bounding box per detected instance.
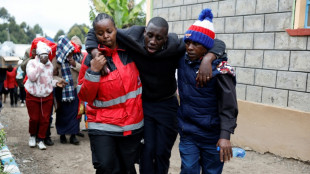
[78,46,143,135]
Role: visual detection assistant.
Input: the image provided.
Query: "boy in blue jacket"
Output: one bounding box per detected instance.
[177,8,238,174]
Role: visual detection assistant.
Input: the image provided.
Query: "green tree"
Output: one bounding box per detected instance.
[20,22,27,30]
[0,7,41,44]
[90,0,146,28]
[0,7,10,23]
[24,25,36,43]
[67,24,89,43]
[33,24,43,36]
[54,29,65,41]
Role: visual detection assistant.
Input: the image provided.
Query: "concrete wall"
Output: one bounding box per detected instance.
[152,0,310,161]
[233,100,310,161]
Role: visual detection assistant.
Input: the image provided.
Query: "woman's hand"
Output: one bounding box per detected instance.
[56,79,68,88]
[90,52,107,73]
[216,139,232,163]
[196,53,216,87]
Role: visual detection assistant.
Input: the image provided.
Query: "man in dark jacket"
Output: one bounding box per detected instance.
[85,16,226,174]
[0,63,7,110]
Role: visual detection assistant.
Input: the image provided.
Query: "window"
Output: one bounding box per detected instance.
[305,0,310,28]
[286,0,310,36]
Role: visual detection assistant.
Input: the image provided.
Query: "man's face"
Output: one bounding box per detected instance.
[185,40,207,61]
[144,23,168,54]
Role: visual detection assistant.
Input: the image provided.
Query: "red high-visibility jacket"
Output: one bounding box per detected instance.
[78,46,143,136]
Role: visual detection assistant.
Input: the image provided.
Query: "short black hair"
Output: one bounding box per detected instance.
[93,13,115,29]
[147,17,169,32]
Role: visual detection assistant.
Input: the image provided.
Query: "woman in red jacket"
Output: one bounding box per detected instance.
[78,13,143,174]
[4,65,18,107]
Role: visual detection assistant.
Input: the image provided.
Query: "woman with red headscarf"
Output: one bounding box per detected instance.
[25,41,66,150]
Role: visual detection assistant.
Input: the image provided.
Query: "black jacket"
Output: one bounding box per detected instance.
[85,26,226,101]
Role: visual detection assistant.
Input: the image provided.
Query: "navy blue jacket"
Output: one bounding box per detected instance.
[177,55,238,144]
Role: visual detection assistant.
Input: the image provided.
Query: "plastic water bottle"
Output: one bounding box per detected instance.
[217,147,246,158]
[232,147,246,158]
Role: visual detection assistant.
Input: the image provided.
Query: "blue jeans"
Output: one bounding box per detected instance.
[179,136,224,174]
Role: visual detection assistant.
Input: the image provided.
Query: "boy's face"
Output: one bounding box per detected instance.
[185,40,207,60]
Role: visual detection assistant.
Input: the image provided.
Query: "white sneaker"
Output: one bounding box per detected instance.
[29,136,36,147]
[20,103,25,107]
[37,141,46,150]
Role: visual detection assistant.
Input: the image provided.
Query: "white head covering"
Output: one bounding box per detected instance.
[36,41,51,55]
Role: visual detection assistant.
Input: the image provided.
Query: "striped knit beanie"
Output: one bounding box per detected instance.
[184,8,215,49]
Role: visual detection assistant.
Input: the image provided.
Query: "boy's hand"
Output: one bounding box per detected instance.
[196,53,216,87]
[216,139,232,163]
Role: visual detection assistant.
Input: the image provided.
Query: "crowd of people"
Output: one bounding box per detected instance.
[0,8,238,174]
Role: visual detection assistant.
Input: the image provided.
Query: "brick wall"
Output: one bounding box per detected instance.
[153,0,310,112]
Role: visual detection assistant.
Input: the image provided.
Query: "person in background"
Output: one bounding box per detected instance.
[25,41,66,150]
[0,60,7,110]
[70,35,85,138]
[53,36,83,145]
[0,83,8,104]
[78,13,143,173]
[16,59,26,107]
[21,38,58,146]
[177,9,238,174]
[4,65,18,107]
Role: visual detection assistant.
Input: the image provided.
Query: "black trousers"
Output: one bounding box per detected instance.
[19,86,26,102]
[140,96,179,174]
[89,131,143,174]
[9,87,18,106]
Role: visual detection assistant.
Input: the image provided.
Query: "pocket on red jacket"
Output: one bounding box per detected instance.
[95,106,128,126]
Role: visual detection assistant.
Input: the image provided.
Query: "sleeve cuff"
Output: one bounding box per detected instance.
[52,79,58,87]
[220,130,231,140]
[85,68,100,82]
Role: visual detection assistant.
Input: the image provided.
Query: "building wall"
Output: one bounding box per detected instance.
[152,0,310,161]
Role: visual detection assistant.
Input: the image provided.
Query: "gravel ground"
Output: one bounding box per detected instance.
[0,102,309,174]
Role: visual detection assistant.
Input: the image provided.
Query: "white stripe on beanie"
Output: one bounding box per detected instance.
[192,20,214,32]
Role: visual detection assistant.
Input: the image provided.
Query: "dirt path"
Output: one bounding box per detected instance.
[0,103,310,174]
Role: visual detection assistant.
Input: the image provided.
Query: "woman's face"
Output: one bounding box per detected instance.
[39,53,49,64]
[94,19,117,49]
[31,49,36,58]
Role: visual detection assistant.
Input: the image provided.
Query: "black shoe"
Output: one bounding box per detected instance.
[44,138,54,146]
[60,135,67,144]
[76,132,84,137]
[70,135,79,145]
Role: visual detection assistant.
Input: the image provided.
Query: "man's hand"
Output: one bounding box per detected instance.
[91,49,99,59]
[216,139,232,163]
[90,52,107,73]
[196,53,217,87]
[56,79,68,88]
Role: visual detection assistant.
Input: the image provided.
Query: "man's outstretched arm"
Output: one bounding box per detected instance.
[196,39,226,87]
